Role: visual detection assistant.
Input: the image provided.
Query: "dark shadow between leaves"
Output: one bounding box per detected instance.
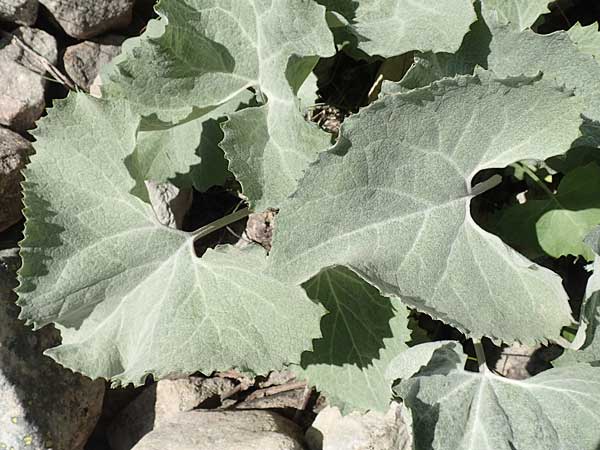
[299,265,395,369]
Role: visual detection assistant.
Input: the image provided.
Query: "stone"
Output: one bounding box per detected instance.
[145,181,192,229]
[0,127,31,232]
[39,0,135,39]
[0,243,105,450]
[306,403,413,450]
[131,410,305,450]
[63,35,125,90]
[0,27,57,131]
[0,0,38,25]
[107,376,236,450]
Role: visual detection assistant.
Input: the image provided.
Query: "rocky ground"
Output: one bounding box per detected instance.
[0,1,563,449]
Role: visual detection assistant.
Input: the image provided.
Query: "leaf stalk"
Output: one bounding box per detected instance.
[191,207,251,241]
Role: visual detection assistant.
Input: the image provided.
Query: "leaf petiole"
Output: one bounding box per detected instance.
[191,207,251,242]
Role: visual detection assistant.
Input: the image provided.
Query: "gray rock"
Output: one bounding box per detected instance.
[108,376,236,450]
[40,0,135,39]
[0,245,105,450]
[0,127,31,232]
[146,181,192,229]
[306,404,413,450]
[0,27,57,131]
[131,410,305,450]
[0,0,38,25]
[63,35,125,90]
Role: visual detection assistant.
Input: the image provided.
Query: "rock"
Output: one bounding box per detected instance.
[0,127,31,232]
[63,35,125,90]
[306,403,413,450]
[494,342,560,379]
[0,0,38,25]
[0,27,57,131]
[40,0,135,39]
[131,410,305,450]
[107,376,236,450]
[0,244,105,450]
[146,181,193,229]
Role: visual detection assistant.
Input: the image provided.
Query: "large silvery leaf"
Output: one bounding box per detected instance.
[396,352,600,450]
[17,93,324,385]
[493,163,600,261]
[485,20,600,123]
[567,22,600,60]
[318,0,476,58]
[481,0,550,31]
[382,2,491,94]
[297,266,411,413]
[269,73,582,343]
[106,0,335,208]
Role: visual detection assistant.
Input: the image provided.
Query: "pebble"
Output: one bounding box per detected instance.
[306,403,413,450]
[107,376,235,450]
[0,26,57,131]
[63,35,126,90]
[0,0,38,25]
[39,0,135,39]
[131,410,305,450]
[0,127,31,232]
[0,246,105,450]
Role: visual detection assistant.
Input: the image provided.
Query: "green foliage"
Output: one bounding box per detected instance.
[14,0,600,446]
[494,163,600,261]
[396,344,600,450]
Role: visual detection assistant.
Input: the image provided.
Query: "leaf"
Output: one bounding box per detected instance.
[493,163,600,261]
[17,93,324,385]
[556,235,600,366]
[481,0,550,31]
[568,22,600,59]
[385,340,466,383]
[318,0,477,58]
[127,92,251,200]
[485,19,600,124]
[105,0,336,208]
[382,2,491,94]
[268,73,581,343]
[296,266,411,413]
[396,354,600,450]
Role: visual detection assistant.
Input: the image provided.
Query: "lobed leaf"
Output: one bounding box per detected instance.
[319,0,476,58]
[396,346,600,450]
[297,266,411,413]
[17,93,324,385]
[268,73,582,343]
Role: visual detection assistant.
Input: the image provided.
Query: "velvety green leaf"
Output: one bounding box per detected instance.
[386,340,465,383]
[127,92,251,200]
[568,22,600,59]
[318,0,476,58]
[485,19,600,123]
[17,93,324,385]
[296,266,411,413]
[481,0,550,31]
[493,163,600,261]
[104,0,335,208]
[382,3,491,94]
[269,73,582,343]
[396,356,600,450]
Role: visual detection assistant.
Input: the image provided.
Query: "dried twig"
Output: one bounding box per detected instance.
[0,29,77,91]
[243,380,307,403]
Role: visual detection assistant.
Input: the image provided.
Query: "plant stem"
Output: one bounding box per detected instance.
[473,340,488,374]
[191,207,251,241]
[512,162,555,198]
